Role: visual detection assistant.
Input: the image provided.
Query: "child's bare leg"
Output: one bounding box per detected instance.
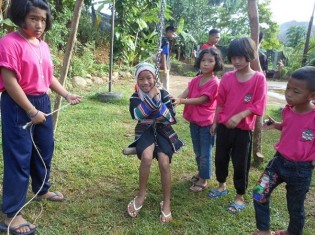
[158,153,172,222]
[128,144,154,215]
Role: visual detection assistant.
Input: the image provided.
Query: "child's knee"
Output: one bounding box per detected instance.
[141,155,153,166]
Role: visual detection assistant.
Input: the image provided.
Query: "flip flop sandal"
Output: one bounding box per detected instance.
[190,175,199,182]
[127,197,144,218]
[35,191,65,202]
[190,184,207,192]
[226,202,246,214]
[208,189,229,199]
[160,201,172,224]
[0,222,36,235]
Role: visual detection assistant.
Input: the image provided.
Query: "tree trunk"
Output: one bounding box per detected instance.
[52,0,84,133]
[248,0,264,164]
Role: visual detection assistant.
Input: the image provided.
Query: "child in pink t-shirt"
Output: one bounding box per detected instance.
[0,1,81,234]
[172,48,223,192]
[208,37,267,214]
[252,66,315,235]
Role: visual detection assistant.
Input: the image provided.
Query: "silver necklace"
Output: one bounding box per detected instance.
[17,31,44,80]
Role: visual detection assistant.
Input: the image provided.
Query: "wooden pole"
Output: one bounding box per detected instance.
[52,0,84,133]
[248,0,264,164]
[108,0,115,92]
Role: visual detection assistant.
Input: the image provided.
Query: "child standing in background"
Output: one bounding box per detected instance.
[209,37,267,214]
[0,0,81,234]
[127,63,184,224]
[160,26,176,91]
[252,66,315,235]
[172,48,223,192]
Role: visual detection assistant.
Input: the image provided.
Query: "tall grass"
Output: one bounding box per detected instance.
[0,79,314,235]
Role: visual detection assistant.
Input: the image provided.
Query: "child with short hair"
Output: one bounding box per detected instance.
[208,37,267,214]
[126,63,184,223]
[199,28,221,50]
[0,0,81,234]
[172,48,223,192]
[252,66,315,235]
[160,26,176,91]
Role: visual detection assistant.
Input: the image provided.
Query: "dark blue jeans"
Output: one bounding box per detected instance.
[190,123,214,179]
[253,152,314,235]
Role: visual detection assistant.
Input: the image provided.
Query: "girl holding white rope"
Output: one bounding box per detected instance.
[0,0,80,234]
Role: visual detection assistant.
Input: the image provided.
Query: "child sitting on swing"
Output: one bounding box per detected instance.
[126,62,184,223]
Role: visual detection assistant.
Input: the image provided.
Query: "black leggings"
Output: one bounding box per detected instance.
[215,124,252,195]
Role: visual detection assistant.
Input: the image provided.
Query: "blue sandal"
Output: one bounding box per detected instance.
[208,189,229,199]
[0,222,36,235]
[226,202,246,214]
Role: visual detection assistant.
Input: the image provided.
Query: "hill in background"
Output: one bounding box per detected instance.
[279,20,315,42]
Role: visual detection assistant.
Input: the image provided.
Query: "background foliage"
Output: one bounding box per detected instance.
[0,0,315,76]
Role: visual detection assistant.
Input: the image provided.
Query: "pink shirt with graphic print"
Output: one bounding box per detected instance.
[217,70,267,130]
[275,105,315,162]
[183,74,219,126]
[0,32,53,95]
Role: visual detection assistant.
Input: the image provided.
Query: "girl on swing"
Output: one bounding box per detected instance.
[126,63,184,223]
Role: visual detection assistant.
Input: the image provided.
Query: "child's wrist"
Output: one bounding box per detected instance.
[28,109,39,118]
[63,93,70,99]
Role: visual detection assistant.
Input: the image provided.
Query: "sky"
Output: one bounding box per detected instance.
[269,0,315,24]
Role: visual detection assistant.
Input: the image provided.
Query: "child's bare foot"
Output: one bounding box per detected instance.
[2,214,36,234]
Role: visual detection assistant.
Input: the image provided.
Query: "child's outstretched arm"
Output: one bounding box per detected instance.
[263,116,282,131]
[170,87,189,107]
[171,86,209,107]
[50,77,81,104]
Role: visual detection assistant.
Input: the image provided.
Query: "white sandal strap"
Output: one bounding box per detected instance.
[161,210,172,218]
[132,198,143,211]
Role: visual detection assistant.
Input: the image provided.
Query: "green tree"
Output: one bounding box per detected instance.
[114,0,167,65]
[285,26,306,48]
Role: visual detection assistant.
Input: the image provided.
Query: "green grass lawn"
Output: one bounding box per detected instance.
[0,78,314,234]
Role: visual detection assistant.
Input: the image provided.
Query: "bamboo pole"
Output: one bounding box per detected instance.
[52,0,84,133]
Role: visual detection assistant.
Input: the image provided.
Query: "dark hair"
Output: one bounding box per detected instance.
[165,26,175,33]
[209,29,220,36]
[259,32,264,44]
[9,0,52,32]
[195,48,224,73]
[227,37,256,63]
[291,66,315,92]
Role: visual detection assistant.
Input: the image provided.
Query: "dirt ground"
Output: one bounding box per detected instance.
[168,74,287,107]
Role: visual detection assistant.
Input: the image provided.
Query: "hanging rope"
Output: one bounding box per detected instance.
[154,0,166,84]
[123,0,166,156]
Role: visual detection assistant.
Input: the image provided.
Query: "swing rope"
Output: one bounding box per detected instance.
[123,0,166,156]
[154,0,166,84]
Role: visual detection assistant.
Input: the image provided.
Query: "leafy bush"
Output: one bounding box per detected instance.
[69,41,108,78]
